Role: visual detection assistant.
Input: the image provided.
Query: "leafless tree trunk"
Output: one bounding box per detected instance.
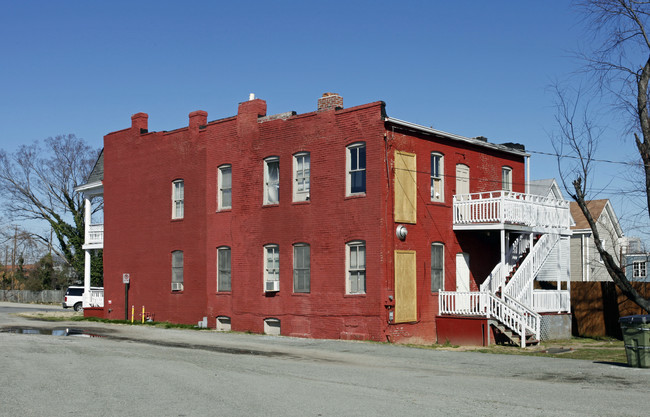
[554,0,650,312]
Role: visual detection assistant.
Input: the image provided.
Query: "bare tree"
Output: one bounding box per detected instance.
[0,134,101,283]
[554,0,650,312]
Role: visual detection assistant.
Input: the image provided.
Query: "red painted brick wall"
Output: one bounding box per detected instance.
[101,97,526,344]
[383,128,526,343]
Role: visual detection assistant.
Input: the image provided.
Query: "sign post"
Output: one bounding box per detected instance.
[123,273,130,320]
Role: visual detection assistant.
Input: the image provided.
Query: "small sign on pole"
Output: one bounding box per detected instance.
[123,273,130,284]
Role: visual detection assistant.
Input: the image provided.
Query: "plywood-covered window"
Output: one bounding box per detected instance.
[394,150,416,224]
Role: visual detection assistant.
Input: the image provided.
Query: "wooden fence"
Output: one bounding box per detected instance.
[571,282,650,338]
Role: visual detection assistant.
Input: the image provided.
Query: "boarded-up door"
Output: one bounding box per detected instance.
[394,151,417,224]
[394,250,417,323]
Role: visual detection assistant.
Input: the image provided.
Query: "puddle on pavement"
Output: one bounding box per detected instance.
[1,328,101,337]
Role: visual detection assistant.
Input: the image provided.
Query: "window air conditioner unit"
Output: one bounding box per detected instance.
[265,280,279,292]
[171,282,184,291]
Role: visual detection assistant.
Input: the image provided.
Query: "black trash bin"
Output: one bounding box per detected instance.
[619,315,650,368]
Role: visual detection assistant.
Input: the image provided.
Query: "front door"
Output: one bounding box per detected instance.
[456,252,470,310]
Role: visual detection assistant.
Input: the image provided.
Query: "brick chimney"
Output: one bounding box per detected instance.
[238,97,267,118]
[317,92,343,111]
[131,112,148,134]
[189,110,208,131]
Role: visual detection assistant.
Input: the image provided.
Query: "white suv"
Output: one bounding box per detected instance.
[62,286,102,312]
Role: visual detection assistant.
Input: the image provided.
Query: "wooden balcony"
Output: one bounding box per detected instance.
[453,191,571,233]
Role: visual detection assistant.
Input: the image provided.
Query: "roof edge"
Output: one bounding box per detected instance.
[384,117,529,157]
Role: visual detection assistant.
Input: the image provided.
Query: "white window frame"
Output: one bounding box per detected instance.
[431,152,444,202]
[264,244,280,291]
[171,250,184,291]
[633,260,647,278]
[172,179,184,219]
[293,243,310,293]
[431,242,444,292]
[217,246,231,292]
[346,241,366,294]
[346,143,366,196]
[264,157,280,205]
[502,166,512,192]
[293,152,310,202]
[218,165,232,210]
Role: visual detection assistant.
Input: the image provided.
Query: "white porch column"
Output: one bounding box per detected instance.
[82,197,92,308]
[83,249,91,308]
[500,230,506,286]
[84,197,91,243]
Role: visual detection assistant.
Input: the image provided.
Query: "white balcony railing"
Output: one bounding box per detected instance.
[532,290,570,313]
[85,224,104,246]
[453,191,570,231]
[439,291,541,347]
[89,289,104,307]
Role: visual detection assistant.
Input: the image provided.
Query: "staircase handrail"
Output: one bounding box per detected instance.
[503,233,560,303]
[484,292,527,348]
[480,234,531,293]
[502,293,541,340]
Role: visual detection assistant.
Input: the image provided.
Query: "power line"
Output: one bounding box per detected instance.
[526,149,645,167]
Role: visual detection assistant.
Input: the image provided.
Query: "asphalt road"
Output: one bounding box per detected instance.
[1,302,648,417]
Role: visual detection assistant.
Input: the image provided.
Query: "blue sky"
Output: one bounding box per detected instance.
[0,1,645,238]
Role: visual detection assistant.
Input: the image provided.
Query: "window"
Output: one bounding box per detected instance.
[347,143,366,195]
[171,250,184,291]
[264,244,280,291]
[431,153,444,202]
[217,247,231,292]
[293,152,310,202]
[264,157,280,205]
[431,243,444,292]
[172,180,184,219]
[218,165,232,210]
[502,166,512,192]
[634,261,647,278]
[347,241,366,294]
[293,244,310,293]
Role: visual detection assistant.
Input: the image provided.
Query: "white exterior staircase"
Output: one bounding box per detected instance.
[439,191,571,347]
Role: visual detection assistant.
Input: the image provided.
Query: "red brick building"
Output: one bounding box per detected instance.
[78,93,572,345]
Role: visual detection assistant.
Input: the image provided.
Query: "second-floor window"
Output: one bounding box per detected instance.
[293,152,310,202]
[218,165,232,210]
[502,166,512,192]
[264,157,279,205]
[431,153,444,202]
[347,143,366,195]
[172,179,184,219]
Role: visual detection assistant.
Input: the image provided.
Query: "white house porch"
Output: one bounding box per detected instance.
[74,158,104,309]
[440,191,572,347]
